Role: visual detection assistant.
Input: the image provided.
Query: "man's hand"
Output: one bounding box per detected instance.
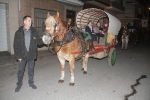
[18,58,22,62]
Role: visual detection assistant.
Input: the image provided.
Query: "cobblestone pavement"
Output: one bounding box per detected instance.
[0,44,150,100]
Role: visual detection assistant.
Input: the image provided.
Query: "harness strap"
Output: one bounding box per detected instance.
[53,30,75,46]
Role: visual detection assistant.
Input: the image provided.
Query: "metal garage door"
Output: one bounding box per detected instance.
[0,3,8,51]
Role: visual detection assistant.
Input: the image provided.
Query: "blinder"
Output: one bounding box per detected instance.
[51,22,59,37]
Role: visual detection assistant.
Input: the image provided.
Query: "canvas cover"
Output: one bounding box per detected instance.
[76,8,121,35]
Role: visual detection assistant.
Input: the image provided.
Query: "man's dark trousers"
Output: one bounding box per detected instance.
[17,59,35,87]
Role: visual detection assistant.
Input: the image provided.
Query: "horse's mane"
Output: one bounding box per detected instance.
[45,16,56,26]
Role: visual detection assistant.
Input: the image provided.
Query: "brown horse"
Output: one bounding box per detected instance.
[42,12,89,86]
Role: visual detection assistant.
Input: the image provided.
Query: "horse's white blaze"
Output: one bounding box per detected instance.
[70,73,74,83]
[60,71,65,80]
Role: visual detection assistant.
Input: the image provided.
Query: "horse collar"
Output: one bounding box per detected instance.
[53,30,75,46]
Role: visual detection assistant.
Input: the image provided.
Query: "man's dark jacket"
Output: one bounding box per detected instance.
[13,26,43,60]
[85,26,94,36]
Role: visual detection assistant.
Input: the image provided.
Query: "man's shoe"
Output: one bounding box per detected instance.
[29,84,37,89]
[15,86,21,92]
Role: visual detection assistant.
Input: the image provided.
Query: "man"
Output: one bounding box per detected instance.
[93,22,104,44]
[85,21,97,41]
[13,15,43,92]
[85,21,95,50]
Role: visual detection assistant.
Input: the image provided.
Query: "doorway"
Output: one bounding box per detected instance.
[66,9,76,26]
[0,3,8,52]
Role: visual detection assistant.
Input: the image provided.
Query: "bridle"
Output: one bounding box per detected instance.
[46,21,60,54]
[44,23,87,60]
[45,21,75,54]
[48,22,59,37]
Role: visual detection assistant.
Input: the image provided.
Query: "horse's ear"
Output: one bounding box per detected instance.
[47,12,50,18]
[54,12,59,20]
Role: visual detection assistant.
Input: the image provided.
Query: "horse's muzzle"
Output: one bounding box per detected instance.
[42,35,52,44]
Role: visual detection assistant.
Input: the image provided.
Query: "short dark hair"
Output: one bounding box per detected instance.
[87,21,92,25]
[23,15,31,21]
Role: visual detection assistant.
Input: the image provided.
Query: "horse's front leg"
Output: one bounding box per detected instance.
[58,56,65,83]
[82,53,89,74]
[69,56,75,86]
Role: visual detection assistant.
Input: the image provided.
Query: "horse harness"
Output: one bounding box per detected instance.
[48,26,87,59]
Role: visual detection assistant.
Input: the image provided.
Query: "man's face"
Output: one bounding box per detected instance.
[89,22,92,26]
[104,24,108,27]
[97,23,100,27]
[24,17,32,27]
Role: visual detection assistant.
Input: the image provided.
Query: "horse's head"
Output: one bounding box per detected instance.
[42,12,60,44]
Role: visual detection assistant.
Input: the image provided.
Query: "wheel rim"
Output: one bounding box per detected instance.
[111,50,116,65]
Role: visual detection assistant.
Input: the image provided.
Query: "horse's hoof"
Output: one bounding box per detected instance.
[81,68,84,71]
[83,71,87,74]
[69,83,75,86]
[58,80,64,83]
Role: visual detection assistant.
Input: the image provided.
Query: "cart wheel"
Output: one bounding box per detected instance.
[108,48,116,66]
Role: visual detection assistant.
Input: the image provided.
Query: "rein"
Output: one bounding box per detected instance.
[48,39,64,55]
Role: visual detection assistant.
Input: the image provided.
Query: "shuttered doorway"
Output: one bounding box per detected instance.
[0,3,8,52]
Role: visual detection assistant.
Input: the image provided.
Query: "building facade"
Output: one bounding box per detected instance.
[0,0,142,55]
[0,0,83,55]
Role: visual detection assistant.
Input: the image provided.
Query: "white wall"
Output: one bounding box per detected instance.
[9,0,19,55]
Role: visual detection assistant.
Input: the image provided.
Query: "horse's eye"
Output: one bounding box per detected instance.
[53,24,56,27]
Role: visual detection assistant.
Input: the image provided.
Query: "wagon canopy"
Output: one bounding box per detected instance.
[76,8,121,35]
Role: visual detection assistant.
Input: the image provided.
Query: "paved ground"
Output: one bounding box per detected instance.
[0,43,150,100]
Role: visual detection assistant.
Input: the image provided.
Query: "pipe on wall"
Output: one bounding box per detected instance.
[18,0,21,26]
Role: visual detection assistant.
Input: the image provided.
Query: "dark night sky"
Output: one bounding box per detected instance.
[139,0,150,18]
[139,0,150,6]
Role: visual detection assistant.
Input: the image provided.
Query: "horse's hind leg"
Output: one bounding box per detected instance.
[58,57,65,83]
[69,56,75,86]
[82,54,89,74]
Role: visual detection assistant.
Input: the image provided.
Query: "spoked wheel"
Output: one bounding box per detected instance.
[108,48,116,66]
